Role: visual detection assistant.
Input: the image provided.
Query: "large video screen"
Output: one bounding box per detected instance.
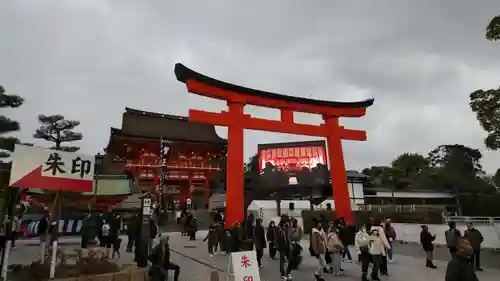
[257,141,329,186]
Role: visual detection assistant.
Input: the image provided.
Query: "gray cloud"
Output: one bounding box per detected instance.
[1,0,500,173]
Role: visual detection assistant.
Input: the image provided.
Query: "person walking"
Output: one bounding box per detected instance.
[445,221,462,255]
[311,221,327,281]
[325,225,344,276]
[383,218,396,263]
[420,225,437,268]
[355,224,372,281]
[267,221,278,259]
[203,224,219,258]
[11,216,21,248]
[277,221,293,281]
[464,222,484,271]
[126,213,139,253]
[369,228,390,281]
[149,236,181,281]
[253,219,266,267]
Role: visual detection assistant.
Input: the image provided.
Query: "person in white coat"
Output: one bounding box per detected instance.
[369,228,390,281]
[355,225,373,281]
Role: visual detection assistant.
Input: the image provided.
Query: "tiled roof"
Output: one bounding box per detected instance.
[119,107,227,144]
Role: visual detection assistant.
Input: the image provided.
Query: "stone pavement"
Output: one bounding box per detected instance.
[8,232,500,281]
[166,231,500,281]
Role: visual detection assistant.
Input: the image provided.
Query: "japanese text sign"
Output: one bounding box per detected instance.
[229,251,260,281]
[9,144,94,192]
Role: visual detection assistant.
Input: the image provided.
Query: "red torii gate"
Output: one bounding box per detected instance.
[175,63,374,228]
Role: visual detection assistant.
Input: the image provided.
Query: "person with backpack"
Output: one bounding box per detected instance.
[100,219,112,257]
[149,235,180,281]
[310,221,327,281]
[445,238,478,281]
[203,224,219,258]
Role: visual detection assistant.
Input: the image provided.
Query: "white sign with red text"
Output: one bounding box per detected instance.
[9,144,94,192]
[229,251,260,281]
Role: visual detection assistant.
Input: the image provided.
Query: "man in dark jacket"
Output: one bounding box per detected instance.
[420,225,437,268]
[464,223,484,271]
[445,221,461,255]
[149,236,180,281]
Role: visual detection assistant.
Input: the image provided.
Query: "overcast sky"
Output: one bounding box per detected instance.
[1,1,500,173]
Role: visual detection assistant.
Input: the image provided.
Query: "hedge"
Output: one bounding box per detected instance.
[301,209,443,234]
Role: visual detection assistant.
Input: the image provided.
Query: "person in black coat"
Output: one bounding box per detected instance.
[276,221,293,280]
[420,225,437,268]
[267,221,278,259]
[149,236,180,281]
[253,219,266,267]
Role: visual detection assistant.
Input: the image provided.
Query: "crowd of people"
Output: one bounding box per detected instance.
[194,213,486,281]
[30,207,486,281]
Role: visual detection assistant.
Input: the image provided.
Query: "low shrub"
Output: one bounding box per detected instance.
[10,256,121,281]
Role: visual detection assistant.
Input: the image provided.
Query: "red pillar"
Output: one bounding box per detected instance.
[179,183,187,206]
[225,102,245,228]
[324,116,353,223]
[204,178,209,209]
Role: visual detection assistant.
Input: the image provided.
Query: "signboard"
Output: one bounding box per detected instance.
[8,144,94,192]
[258,141,327,172]
[229,251,260,281]
[142,197,152,215]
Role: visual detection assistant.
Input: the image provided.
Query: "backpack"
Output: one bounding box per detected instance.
[101,223,110,237]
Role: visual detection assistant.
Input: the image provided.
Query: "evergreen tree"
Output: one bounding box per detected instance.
[0,85,24,159]
[33,114,83,151]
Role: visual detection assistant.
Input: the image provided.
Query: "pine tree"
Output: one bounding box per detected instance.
[33,114,83,151]
[0,85,24,159]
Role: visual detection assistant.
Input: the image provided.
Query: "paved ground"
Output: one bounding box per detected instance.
[8,232,500,281]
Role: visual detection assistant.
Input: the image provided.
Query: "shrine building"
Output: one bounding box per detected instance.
[104,107,227,209]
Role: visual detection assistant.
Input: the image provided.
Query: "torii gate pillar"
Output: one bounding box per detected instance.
[226,102,245,228]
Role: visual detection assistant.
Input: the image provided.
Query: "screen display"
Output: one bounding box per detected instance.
[258,145,327,172]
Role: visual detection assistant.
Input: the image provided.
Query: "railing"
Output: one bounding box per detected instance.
[443,216,500,225]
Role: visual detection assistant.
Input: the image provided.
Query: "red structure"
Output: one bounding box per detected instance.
[175,64,374,227]
[105,108,226,209]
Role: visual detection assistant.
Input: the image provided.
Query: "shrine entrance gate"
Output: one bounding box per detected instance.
[175,64,374,228]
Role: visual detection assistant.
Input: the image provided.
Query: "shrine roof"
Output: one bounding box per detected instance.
[118,107,227,144]
[175,63,374,109]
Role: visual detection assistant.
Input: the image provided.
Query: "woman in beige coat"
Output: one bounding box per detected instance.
[326,226,344,275]
[310,222,327,281]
